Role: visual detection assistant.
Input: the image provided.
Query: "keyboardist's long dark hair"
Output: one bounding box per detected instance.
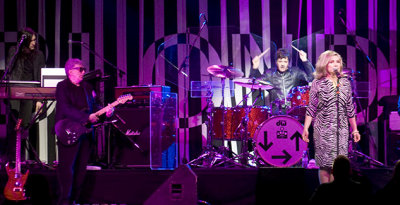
[17,27,39,54]
[6,27,42,79]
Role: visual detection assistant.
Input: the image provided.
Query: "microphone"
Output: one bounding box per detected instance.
[17,34,28,45]
[68,40,83,44]
[333,68,341,78]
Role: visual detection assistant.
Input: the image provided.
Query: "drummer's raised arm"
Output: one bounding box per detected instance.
[301,58,315,82]
[249,67,262,79]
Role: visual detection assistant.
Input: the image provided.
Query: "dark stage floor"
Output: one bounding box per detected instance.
[0,165,393,205]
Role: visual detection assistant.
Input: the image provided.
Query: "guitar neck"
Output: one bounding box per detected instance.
[93,100,121,117]
[15,129,22,175]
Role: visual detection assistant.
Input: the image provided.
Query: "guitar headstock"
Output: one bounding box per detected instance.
[117,94,133,104]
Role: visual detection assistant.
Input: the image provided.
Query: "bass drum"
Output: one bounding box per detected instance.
[254,115,308,167]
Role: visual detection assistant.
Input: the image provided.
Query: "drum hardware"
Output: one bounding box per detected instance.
[212,106,270,140]
[188,66,244,167]
[286,85,310,121]
[233,88,264,138]
[345,71,385,168]
[233,78,274,90]
[206,64,244,142]
[334,18,382,167]
[217,76,238,162]
[206,65,244,79]
[348,139,385,167]
[232,79,272,166]
[213,66,245,167]
[233,90,261,166]
[188,82,238,167]
[342,67,360,78]
[271,99,289,116]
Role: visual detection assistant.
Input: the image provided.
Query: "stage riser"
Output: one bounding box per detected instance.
[0,168,392,204]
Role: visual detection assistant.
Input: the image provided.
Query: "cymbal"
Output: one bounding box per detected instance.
[207,65,244,78]
[233,78,274,90]
[342,68,360,76]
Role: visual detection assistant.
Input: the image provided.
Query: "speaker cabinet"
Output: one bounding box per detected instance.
[144,165,197,205]
[111,106,150,167]
[386,132,400,166]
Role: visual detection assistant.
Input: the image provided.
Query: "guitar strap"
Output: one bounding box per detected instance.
[83,85,96,141]
[83,84,93,114]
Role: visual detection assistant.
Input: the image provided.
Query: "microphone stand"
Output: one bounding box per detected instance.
[338,13,383,166]
[75,42,126,85]
[335,77,340,159]
[1,37,29,157]
[1,36,26,82]
[179,17,207,164]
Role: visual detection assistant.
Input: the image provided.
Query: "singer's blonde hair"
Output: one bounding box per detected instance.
[314,50,344,80]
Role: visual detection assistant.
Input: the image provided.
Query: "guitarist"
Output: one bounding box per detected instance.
[55,58,113,205]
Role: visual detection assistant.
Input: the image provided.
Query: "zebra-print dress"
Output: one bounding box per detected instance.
[306,77,355,168]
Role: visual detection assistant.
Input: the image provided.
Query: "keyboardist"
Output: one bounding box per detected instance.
[2,27,45,163]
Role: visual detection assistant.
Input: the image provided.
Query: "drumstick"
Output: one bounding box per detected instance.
[258,47,270,58]
[252,48,270,69]
[291,44,301,53]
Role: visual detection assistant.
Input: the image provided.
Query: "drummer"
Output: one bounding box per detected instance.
[250,48,314,115]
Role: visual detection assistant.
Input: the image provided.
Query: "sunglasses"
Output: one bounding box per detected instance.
[73,67,86,72]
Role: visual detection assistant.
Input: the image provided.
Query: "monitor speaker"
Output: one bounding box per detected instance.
[386,132,400,166]
[144,165,198,205]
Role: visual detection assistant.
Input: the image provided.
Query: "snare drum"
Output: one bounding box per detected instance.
[254,115,307,167]
[286,85,310,120]
[212,106,270,140]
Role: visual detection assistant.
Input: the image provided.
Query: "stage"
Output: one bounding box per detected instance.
[0,165,393,205]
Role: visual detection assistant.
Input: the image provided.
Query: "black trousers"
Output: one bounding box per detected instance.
[57,134,93,204]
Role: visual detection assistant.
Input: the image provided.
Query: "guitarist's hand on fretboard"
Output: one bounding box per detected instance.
[105,104,114,118]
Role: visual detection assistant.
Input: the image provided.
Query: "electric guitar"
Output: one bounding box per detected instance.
[55,94,132,146]
[4,119,29,201]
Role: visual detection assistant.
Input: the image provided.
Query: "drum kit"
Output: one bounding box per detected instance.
[188,64,309,168]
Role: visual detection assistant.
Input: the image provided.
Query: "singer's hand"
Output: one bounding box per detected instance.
[302,129,309,143]
[353,132,361,143]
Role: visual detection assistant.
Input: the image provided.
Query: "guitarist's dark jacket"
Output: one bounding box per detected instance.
[55,78,99,129]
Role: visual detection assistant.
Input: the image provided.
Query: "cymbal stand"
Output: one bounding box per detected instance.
[338,17,385,167]
[347,76,385,168]
[188,80,241,167]
[214,77,245,166]
[233,87,263,167]
[219,77,229,155]
[349,138,385,167]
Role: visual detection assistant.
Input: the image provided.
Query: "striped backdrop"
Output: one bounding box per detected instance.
[0,0,399,164]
